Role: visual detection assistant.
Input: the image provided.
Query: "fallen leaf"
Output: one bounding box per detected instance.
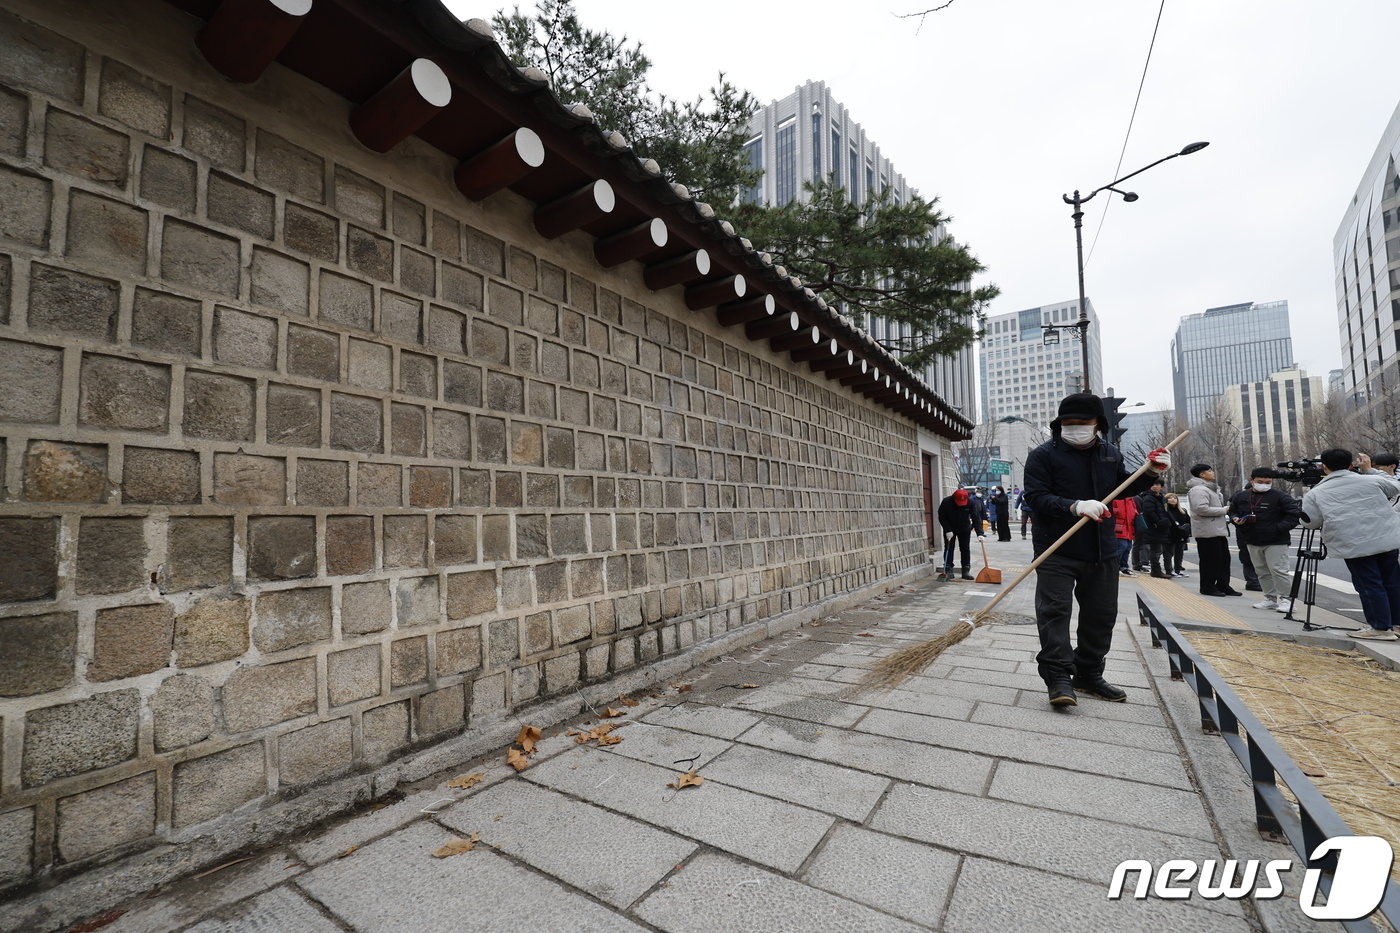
[432,833,480,858]
[492,815,503,822]
[337,846,360,859]
[446,772,486,789]
[596,733,622,746]
[191,856,253,880]
[602,707,626,718]
[516,725,541,754]
[507,748,530,772]
[738,684,760,689]
[618,697,641,707]
[667,770,704,790]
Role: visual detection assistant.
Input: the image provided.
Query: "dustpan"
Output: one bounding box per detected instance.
[975,538,1001,584]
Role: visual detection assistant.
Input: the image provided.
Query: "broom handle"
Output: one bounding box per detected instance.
[971,430,1191,619]
[980,536,990,569]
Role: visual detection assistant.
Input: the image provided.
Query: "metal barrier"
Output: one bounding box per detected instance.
[1137,592,1399,932]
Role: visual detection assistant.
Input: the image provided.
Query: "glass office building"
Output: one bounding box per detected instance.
[742,80,976,418]
[1171,301,1294,425]
[1333,98,1400,408]
[978,299,1103,428]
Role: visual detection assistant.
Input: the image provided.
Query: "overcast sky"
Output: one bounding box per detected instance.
[458,0,1400,413]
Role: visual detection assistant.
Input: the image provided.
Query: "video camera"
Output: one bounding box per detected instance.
[1273,458,1325,487]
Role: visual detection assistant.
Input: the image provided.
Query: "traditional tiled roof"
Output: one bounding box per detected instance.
[168,0,974,439]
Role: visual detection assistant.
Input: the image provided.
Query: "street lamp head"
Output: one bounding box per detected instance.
[1120,190,1139,202]
[1178,141,1210,156]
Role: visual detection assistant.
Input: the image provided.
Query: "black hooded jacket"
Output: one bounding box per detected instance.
[1227,486,1302,547]
[1022,435,1157,561]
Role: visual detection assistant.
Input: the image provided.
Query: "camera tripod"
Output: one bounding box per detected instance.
[1281,527,1357,632]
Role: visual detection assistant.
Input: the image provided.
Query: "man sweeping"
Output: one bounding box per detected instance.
[1022,393,1171,707]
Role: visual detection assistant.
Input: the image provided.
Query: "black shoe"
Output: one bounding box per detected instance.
[1244,584,1262,592]
[1221,588,1244,596]
[1047,682,1077,706]
[1071,675,1127,702]
[1201,589,1228,597]
[961,572,974,580]
[1150,571,1173,579]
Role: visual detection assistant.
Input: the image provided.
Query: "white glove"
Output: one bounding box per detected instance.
[1147,447,1171,471]
[1071,500,1109,522]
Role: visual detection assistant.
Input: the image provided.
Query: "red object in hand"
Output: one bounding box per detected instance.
[1147,447,1171,469]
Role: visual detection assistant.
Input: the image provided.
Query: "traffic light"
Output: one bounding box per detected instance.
[1103,395,1127,447]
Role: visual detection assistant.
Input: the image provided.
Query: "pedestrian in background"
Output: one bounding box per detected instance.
[1111,496,1138,575]
[1165,493,1191,575]
[992,486,1012,541]
[1135,478,1174,578]
[1234,478,1263,591]
[1187,464,1240,597]
[1228,467,1303,612]
[1301,449,1400,640]
[1017,487,1032,539]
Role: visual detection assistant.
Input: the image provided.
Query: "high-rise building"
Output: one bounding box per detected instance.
[1333,98,1400,409]
[743,80,976,418]
[978,299,1103,427]
[1218,367,1323,451]
[1117,410,1176,467]
[1170,301,1294,425]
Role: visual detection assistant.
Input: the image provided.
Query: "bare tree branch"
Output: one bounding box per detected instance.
[893,0,957,33]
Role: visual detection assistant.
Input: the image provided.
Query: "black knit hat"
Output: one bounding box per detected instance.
[1049,393,1108,434]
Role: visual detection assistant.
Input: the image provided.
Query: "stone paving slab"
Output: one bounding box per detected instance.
[601,721,734,771]
[1009,686,1168,725]
[633,851,927,933]
[640,703,763,739]
[437,780,696,908]
[854,707,1193,790]
[823,666,1024,706]
[870,784,1244,918]
[523,745,834,873]
[180,887,341,933]
[943,856,1253,933]
[800,823,960,929]
[970,698,1176,750]
[725,686,869,728]
[297,821,648,932]
[698,743,890,822]
[736,719,995,794]
[101,852,306,933]
[987,760,1216,841]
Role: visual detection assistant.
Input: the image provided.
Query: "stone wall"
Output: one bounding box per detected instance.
[0,0,936,901]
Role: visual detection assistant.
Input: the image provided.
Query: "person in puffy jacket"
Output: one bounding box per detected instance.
[1022,393,1169,707]
[1228,467,1303,612]
[1110,496,1137,575]
[991,486,1012,541]
[1301,449,1400,640]
[937,488,986,581]
[1134,479,1174,578]
[1164,493,1192,575]
[1187,464,1238,597]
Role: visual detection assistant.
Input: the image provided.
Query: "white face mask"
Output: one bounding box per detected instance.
[1060,425,1098,447]
[1252,482,1272,493]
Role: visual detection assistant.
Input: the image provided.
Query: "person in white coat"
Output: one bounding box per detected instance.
[1300,448,1400,640]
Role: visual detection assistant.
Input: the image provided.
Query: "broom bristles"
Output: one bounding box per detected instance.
[856,614,981,693]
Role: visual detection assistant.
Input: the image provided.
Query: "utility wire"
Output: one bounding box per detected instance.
[1084,0,1167,268]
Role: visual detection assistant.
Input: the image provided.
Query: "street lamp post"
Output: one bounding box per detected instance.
[1045,141,1210,395]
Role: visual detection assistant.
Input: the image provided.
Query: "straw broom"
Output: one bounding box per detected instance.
[858,430,1190,693]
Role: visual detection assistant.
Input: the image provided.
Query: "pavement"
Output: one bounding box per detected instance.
[69,536,1372,933]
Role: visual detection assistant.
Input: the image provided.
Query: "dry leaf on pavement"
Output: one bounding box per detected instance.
[738,684,760,689]
[570,723,621,746]
[506,748,530,771]
[670,683,693,693]
[516,725,541,754]
[432,833,481,858]
[337,846,360,859]
[446,773,486,789]
[596,733,622,746]
[602,707,625,718]
[667,770,704,790]
[618,697,641,707]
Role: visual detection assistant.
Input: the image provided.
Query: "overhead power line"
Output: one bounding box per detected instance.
[1085,0,1167,268]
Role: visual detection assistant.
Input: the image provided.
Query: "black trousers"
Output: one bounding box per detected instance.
[1139,537,1166,571]
[1196,536,1232,592]
[1033,554,1120,684]
[1020,511,1031,535]
[946,530,971,570]
[1171,540,1186,572]
[996,514,1011,541]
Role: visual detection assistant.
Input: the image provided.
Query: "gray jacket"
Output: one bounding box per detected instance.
[1186,476,1228,538]
[1300,469,1400,559]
